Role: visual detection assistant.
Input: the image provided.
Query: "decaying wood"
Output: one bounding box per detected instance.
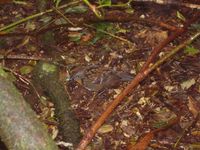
[32,61,81,146]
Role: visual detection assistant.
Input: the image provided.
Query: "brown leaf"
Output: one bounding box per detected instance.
[188,96,200,118]
[81,33,92,42]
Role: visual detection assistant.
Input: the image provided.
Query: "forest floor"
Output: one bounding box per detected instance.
[0,0,200,149]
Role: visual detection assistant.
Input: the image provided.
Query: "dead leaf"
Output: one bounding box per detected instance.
[85,54,92,62]
[138,97,150,107]
[82,33,93,42]
[136,30,168,47]
[181,78,196,90]
[98,124,114,134]
[188,96,200,117]
[191,131,200,136]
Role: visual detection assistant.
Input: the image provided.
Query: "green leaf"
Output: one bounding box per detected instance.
[125,7,135,14]
[94,22,111,31]
[98,0,111,6]
[152,120,168,128]
[20,66,33,75]
[42,63,56,73]
[39,16,52,23]
[0,67,8,78]
[91,35,101,44]
[176,11,186,21]
[0,67,16,82]
[65,5,88,14]
[91,22,114,43]
[54,0,62,7]
[184,45,199,56]
[54,18,67,25]
[68,33,83,42]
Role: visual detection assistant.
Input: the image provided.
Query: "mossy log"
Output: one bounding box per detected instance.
[0,76,59,150]
[32,61,81,146]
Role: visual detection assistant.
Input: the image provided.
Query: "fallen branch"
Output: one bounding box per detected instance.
[86,11,178,31]
[0,10,181,37]
[76,29,200,150]
[133,0,200,10]
[140,13,200,71]
[128,117,180,150]
[0,54,52,61]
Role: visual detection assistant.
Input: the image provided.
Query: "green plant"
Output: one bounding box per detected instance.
[184,45,199,56]
[54,0,62,7]
[82,0,133,18]
[98,0,112,8]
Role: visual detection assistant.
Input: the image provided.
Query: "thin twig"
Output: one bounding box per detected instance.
[2,67,41,99]
[0,0,80,32]
[0,55,52,61]
[53,6,76,26]
[0,54,68,67]
[84,23,134,45]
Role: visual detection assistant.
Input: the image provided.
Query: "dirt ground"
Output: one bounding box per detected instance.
[0,0,200,149]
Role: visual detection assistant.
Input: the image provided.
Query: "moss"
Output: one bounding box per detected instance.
[33,61,81,146]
